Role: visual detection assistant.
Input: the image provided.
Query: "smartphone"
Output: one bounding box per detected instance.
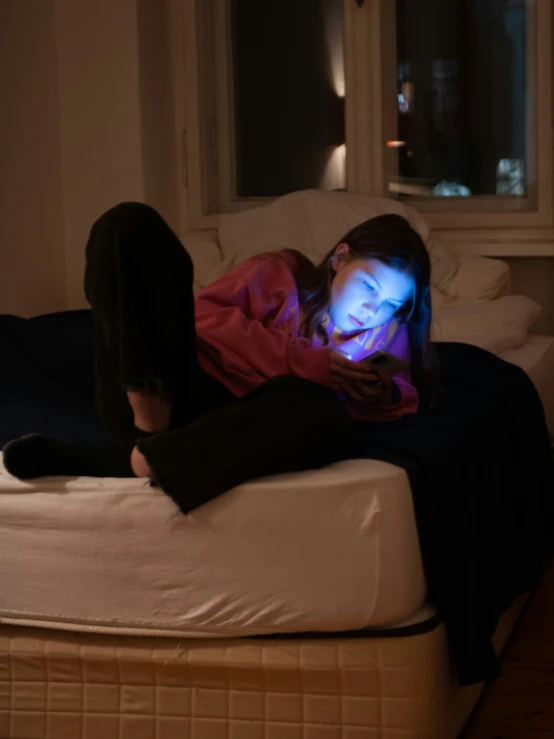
[362,350,409,377]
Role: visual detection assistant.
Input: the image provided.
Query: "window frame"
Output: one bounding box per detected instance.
[175,0,554,254]
[346,0,553,232]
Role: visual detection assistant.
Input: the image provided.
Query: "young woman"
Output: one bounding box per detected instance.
[3,202,439,512]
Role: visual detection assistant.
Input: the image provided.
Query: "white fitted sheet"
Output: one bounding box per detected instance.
[0,335,552,638]
[0,458,425,637]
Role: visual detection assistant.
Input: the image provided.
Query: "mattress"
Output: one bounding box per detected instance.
[0,458,426,637]
[0,619,459,739]
[0,334,552,640]
[0,594,528,739]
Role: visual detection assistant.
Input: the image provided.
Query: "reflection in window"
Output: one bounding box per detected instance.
[392,0,530,200]
[232,0,345,198]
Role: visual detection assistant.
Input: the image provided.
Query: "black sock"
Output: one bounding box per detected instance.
[3,434,134,480]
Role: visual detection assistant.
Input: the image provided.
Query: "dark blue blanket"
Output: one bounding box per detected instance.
[0,311,106,447]
[346,341,554,685]
[1,311,552,686]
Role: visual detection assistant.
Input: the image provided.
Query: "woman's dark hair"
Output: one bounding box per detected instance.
[284,213,442,402]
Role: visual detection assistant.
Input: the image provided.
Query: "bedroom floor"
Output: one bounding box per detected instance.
[462,559,554,738]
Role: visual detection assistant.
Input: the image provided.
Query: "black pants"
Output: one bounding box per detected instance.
[83,202,350,512]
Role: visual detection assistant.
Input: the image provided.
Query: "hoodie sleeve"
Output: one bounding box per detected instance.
[345,323,419,421]
[194,254,332,395]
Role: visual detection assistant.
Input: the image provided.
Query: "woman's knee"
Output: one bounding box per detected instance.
[84,201,188,295]
[87,202,163,253]
[97,201,160,228]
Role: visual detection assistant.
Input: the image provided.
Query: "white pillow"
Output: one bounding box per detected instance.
[193,254,244,293]
[184,231,222,292]
[431,295,542,355]
[218,189,460,293]
[430,286,452,309]
[425,232,462,294]
[444,255,510,300]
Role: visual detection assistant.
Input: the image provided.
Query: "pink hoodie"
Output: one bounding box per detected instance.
[194,252,418,421]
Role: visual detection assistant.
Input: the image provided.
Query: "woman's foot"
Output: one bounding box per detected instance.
[126,388,172,433]
[3,434,54,479]
[130,444,152,478]
[3,434,134,479]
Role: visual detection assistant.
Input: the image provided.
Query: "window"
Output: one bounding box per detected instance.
[232,0,345,198]
[178,0,553,249]
[393,2,531,203]
[194,0,346,215]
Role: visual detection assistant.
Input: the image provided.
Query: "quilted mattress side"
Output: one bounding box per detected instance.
[0,623,449,739]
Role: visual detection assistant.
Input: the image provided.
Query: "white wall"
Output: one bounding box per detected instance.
[0,0,183,316]
[0,0,66,317]
[136,0,181,232]
[55,0,183,310]
[54,0,146,310]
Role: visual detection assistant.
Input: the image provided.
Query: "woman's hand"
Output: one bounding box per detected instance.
[330,350,376,394]
[330,349,394,405]
[350,370,394,405]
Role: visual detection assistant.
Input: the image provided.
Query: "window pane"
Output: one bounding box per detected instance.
[391,0,532,200]
[232,0,345,198]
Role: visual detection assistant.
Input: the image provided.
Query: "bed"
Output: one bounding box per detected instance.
[1,190,552,739]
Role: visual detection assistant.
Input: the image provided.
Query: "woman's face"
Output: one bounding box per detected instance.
[329,245,414,333]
